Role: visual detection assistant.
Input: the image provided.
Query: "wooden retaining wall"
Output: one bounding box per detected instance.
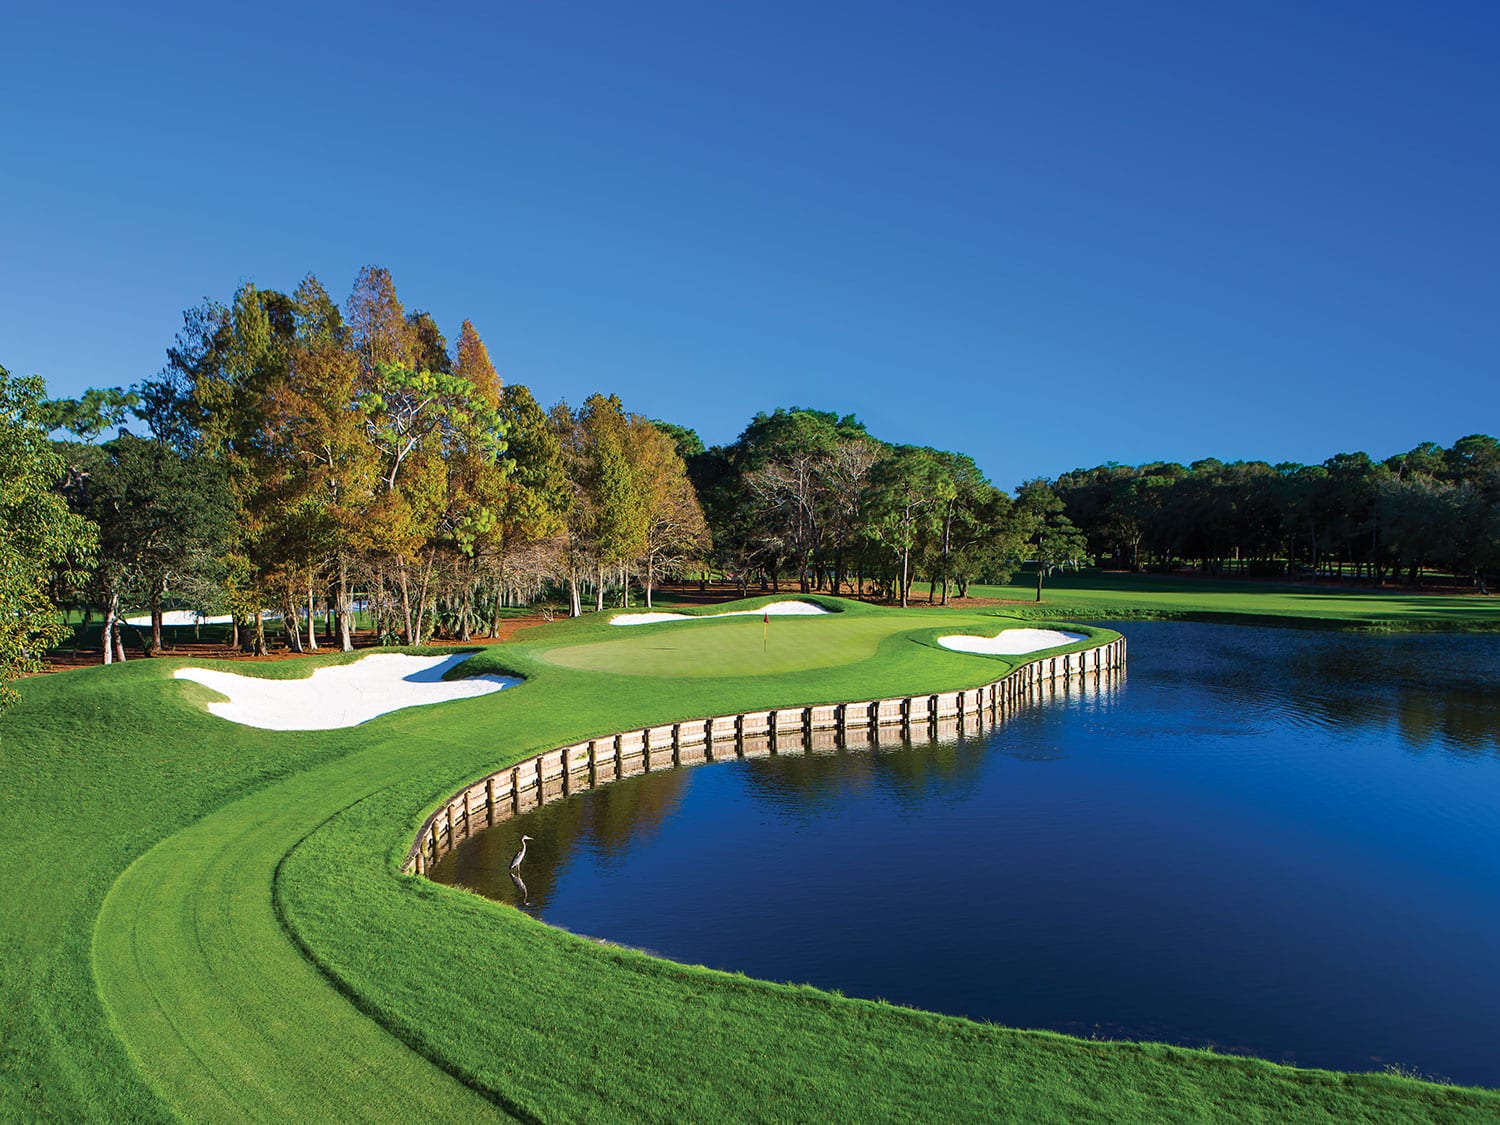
[403,635,1126,875]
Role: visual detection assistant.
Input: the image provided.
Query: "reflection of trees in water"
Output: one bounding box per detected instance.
[736,735,990,816]
[1150,625,1500,757]
[432,768,691,910]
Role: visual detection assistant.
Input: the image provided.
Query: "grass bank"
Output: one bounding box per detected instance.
[3,597,1495,1121]
[919,569,1500,631]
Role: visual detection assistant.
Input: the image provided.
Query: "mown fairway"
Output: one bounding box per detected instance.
[4,596,1498,1122]
[924,569,1500,629]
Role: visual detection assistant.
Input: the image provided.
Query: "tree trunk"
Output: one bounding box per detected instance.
[645,555,655,609]
[899,546,909,608]
[113,616,128,663]
[595,565,606,613]
[1035,564,1044,602]
[101,589,118,665]
[231,617,240,650]
[283,593,304,653]
[254,611,268,657]
[412,550,437,646]
[150,580,164,656]
[306,586,319,651]
[569,571,582,618]
[337,557,354,651]
[398,567,414,645]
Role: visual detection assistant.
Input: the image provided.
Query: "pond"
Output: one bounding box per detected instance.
[430,621,1500,1087]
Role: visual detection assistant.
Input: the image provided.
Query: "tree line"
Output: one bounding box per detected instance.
[15,266,710,668]
[2,265,1497,703]
[1052,442,1500,591]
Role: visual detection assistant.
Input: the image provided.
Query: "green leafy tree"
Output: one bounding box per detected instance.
[630,417,709,608]
[1017,478,1088,602]
[867,447,946,607]
[0,366,97,704]
[59,434,232,662]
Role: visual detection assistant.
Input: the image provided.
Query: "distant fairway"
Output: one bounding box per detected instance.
[920,569,1500,629]
[544,615,894,677]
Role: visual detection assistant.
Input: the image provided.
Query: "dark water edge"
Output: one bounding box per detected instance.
[432,622,1500,1087]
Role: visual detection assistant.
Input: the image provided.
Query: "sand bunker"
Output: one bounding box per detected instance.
[125,610,235,626]
[937,628,1088,655]
[611,601,831,626]
[174,653,519,730]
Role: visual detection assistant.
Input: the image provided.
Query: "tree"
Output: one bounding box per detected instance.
[346,265,413,372]
[258,275,371,650]
[652,419,705,461]
[356,361,507,643]
[59,434,233,662]
[484,383,569,627]
[40,386,139,442]
[0,366,97,704]
[1017,479,1088,602]
[629,418,709,608]
[578,394,648,609]
[867,447,945,607]
[454,319,501,407]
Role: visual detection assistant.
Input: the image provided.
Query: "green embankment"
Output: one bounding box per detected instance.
[1,595,1495,1122]
[922,569,1500,630]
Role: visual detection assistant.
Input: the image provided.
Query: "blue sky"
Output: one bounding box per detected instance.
[3,2,1496,487]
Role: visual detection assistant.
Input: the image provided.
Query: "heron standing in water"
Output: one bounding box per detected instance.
[510,834,533,872]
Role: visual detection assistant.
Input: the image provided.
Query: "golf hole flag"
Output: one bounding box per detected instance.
[763,607,769,651]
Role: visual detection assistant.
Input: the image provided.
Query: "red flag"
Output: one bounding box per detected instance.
[763,610,769,623]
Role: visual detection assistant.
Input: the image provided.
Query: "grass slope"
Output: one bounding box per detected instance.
[1,595,1494,1121]
[922,570,1500,630]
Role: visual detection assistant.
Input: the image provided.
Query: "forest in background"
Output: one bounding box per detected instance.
[3,264,1498,699]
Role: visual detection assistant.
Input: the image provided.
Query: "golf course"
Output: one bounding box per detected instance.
[4,590,1499,1122]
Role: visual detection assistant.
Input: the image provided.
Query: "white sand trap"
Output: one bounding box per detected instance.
[174,653,519,730]
[937,628,1088,655]
[125,610,235,626]
[610,600,832,626]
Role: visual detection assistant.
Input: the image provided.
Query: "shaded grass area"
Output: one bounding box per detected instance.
[3,596,1496,1120]
[923,570,1500,630]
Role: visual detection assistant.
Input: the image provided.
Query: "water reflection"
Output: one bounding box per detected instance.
[1156,627,1500,757]
[429,624,1500,1086]
[434,669,1125,910]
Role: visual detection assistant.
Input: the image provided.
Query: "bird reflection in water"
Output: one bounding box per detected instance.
[509,834,533,907]
[510,870,529,906]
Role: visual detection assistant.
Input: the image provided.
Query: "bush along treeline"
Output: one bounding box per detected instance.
[1052,442,1500,590]
[32,266,709,664]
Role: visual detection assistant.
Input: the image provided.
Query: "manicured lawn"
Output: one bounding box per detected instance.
[3,596,1496,1121]
[921,569,1500,630]
[544,609,900,677]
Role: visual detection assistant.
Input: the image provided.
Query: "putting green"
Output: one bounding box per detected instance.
[542,615,894,677]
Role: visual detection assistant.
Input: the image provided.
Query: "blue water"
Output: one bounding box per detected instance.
[433,622,1500,1086]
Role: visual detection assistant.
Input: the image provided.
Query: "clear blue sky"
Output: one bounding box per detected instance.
[3,2,1496,487]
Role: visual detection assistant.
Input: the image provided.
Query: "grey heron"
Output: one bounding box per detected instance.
[509,834,533,872]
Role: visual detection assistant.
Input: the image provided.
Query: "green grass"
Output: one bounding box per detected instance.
[920,569,1500,630]
[543,603,907,677]
[2,594,1496,1121]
